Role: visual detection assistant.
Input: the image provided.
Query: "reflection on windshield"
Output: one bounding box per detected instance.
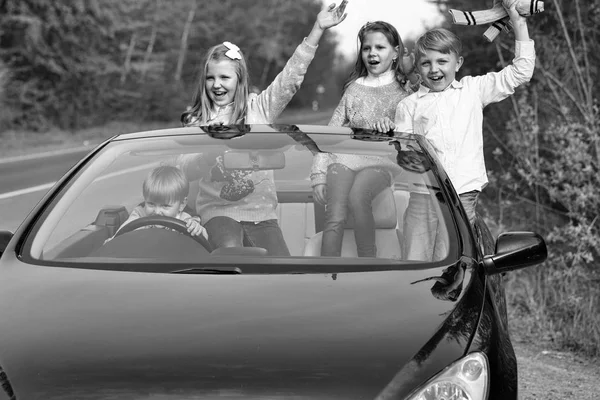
[410,258,467,302]
[28,132,455,269]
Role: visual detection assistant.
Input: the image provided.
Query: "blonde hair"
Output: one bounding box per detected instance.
[181,43,250,126]
[142,165,189,204]
[414,28,462,61]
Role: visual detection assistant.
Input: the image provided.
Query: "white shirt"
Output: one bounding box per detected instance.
[394,40,536,194]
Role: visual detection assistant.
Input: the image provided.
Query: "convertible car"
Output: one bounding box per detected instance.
[0,125,546,400]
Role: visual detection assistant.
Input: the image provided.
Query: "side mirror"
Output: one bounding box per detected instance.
[0,230,14,259]
[482,231,547,275]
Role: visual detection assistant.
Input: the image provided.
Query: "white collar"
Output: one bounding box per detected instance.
[357,69,396,87]
[416,80,463,97]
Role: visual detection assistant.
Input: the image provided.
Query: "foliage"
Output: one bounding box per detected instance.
[0,0,343,130]
[0,0,122,130]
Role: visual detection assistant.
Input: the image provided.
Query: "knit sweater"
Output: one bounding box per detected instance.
[328,79,410,128]
[179,39,318,223]
[310,80,409,187]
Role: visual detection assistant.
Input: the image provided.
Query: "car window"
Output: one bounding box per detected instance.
[25,132,456,271]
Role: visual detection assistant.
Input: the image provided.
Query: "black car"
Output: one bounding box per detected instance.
[0,125,546,400]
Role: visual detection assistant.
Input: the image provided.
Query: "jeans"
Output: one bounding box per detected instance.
[459,190,480,226]
[204,216,291,256]
[321,164,391,257]
[402,190,479,261]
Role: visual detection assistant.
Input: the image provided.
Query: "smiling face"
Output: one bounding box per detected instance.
[361,31,399,78]
[205,59,239,107]
[417,49,463,92]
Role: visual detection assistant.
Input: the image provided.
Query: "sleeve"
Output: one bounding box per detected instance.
[474,40,536,107]
[249,38,318,123]
[394,99,415,134]
[309,152,332,187]
[328,94,349,126]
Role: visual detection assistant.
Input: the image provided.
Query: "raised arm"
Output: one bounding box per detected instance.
[506,1,530,42]
[306,0,348,47]
[249,1,348,123]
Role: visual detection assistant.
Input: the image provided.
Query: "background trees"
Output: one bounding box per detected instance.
[0,0,344,130]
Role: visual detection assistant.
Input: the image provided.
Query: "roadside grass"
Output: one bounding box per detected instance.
[505,264,600,357]
[0,120,179,159]
[482,199,600,358]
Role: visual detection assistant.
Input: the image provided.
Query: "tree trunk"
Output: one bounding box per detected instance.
[141,0,161,82]
[174,0,197,82]
[121,32,138,84]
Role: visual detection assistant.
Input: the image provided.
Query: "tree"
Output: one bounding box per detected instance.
[0,0,123,129]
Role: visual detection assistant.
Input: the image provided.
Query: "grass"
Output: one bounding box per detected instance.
[0,120,180,159]
[481,202,600,358]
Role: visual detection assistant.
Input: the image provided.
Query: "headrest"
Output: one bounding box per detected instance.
[344,187,398,229]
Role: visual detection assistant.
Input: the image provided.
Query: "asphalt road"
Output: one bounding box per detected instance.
[0,110,331,232]
[0,148,93,233]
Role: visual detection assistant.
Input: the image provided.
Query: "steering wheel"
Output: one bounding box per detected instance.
[114,215,213,252]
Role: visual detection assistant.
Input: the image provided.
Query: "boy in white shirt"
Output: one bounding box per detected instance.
[376,2,535,260]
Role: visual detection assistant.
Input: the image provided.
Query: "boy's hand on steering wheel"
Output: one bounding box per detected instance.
[186,217,208,240]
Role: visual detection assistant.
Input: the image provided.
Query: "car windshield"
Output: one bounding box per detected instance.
[23,126,458,272]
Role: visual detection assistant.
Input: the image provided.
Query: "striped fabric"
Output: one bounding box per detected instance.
[483,16,512,42]
[449,0,543,42]
[449,1,506,25]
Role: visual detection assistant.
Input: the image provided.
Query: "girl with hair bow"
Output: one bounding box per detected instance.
[177,2,347,256]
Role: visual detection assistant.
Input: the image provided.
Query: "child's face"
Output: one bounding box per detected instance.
[144,199,186,219]
[206,59,238,107]
[361,31,398,78]
[417,49,463,92]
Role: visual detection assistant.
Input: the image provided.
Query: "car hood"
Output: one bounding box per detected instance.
[0,260,480,399]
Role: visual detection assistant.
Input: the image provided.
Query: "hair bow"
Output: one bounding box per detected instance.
[449,0,544,42]
[223,41,242,60]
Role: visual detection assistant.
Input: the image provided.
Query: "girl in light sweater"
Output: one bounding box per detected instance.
[311,21,418,257]
[177,2,347,256]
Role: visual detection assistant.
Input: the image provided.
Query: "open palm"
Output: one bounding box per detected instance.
[317,0,348,30]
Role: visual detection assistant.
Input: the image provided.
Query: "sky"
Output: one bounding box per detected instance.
[323,0,447,59]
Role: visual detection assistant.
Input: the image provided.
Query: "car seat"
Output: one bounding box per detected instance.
[303,187,402,259]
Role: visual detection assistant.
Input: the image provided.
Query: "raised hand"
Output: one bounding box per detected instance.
[317,0,348,30]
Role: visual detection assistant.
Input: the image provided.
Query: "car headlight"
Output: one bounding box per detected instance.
[407,352,489,400]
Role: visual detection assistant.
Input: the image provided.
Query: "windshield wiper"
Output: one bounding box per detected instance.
[170,267,242,274]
